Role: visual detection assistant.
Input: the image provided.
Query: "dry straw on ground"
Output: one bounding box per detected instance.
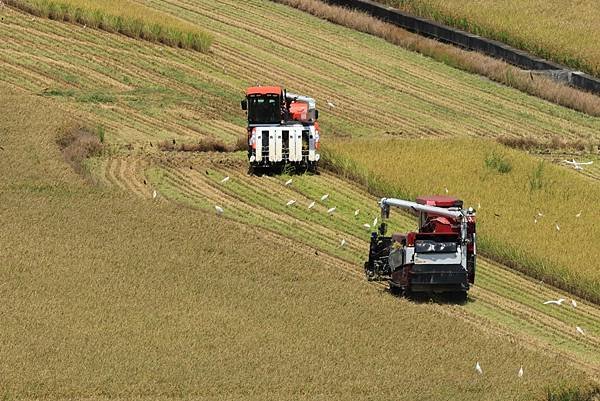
[275,0,600,117]
[158,137,247,153]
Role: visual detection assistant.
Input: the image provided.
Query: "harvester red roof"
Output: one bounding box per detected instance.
[416,195,463,208]
[246,86,282,96]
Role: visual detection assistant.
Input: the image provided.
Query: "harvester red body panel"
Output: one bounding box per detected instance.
[241,86,320,171]
[365,196,476,299]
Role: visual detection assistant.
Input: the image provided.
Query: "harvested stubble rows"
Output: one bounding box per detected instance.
[2,0,600,149]
[3,86,597,401]
[325,138,600,304]
[93,150,600,381]
[377,0,600,77]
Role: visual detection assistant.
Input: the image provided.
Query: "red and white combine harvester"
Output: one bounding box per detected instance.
[241,86,320,173]
[365,196,476,300]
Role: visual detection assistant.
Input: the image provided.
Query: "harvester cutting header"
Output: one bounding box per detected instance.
[365,196,477,300]
[241,86,320,172]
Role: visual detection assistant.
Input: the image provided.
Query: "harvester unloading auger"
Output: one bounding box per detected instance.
[241,86,321,173]
[365,196,476,300]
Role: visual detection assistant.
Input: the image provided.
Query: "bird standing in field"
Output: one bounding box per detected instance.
[363,223,371,230]
[518,366,524,378]
[215,205,224,215]
[152,190,157,200]
[340,239,346,247]
[475,361,483,375]
[543,298,565,305]
[326,100,336,108]
[308,201,316,209]
[320,194,329,201]
[373,217,378,227]
[220,176,230,183]
[576,210,582,218]
[286,200,296,207]
[555,222,561,231]
[284,178,293,186]
[562,159,593,171]
[571,299,578,308]
[354,209,360,217]
[327,207,336,215]
[576,326,585,335]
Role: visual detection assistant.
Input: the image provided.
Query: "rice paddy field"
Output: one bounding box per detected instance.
[1,86,598,400]
[378,0,600,77]
[2,0,600,399]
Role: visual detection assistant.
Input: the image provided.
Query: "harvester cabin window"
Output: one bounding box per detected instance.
[248,95,280,124]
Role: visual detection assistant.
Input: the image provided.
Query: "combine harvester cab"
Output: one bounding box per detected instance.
[241,86,320,173]
[365,196,476,300]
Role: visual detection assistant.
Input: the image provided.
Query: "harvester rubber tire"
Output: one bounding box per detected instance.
[389,283,402,296]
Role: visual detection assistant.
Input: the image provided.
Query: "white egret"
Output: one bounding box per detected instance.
[543,298,565,305]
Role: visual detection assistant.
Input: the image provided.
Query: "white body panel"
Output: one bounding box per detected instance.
[250,124,320,164]
[268,130,279,162]
[308,125,318,162]
[288,127,303,162]
[414,247,463,265]
[255,130,263,161]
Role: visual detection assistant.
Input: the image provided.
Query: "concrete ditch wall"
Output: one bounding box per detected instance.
[322,0,600,95]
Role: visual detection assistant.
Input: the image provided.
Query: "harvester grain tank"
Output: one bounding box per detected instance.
[241,86,320,172]
[365,196,476,299]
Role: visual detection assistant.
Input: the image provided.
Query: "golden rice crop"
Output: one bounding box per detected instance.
[325,138,600,303]
[6,0,213,52]
[378,0,600,77]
